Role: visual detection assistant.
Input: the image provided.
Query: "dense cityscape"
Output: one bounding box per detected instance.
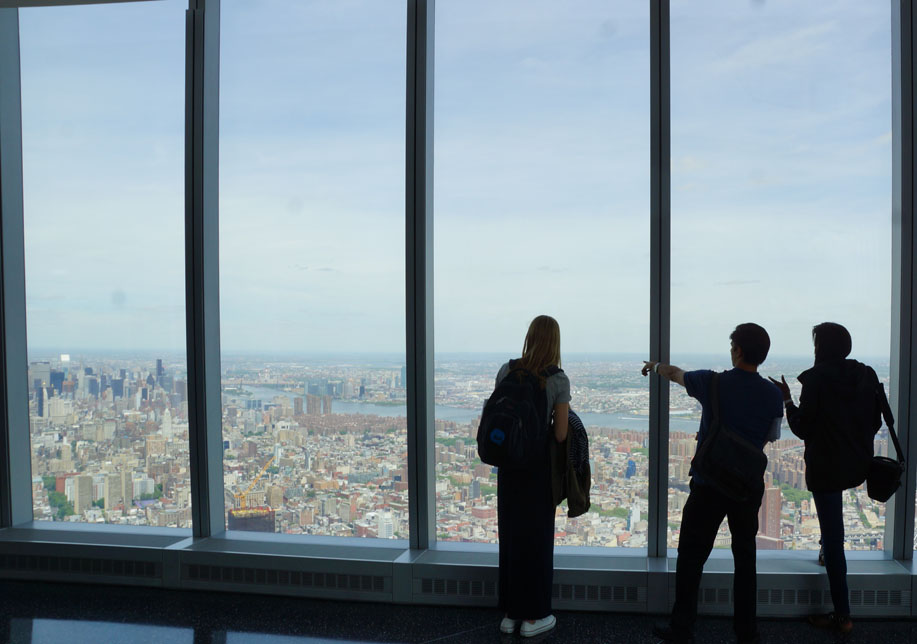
[28,353,894,551]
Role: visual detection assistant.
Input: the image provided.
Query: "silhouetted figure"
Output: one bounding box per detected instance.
[644,323,783,644]
[495,315,570,638]
[771,322,883,636]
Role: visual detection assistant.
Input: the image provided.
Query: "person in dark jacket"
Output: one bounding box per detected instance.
[770,322,883,636]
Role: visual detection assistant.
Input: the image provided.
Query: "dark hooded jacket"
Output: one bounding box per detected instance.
[786,359,882,493]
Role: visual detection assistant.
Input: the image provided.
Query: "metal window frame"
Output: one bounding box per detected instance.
[0,6,31,528]
[0,0,912,592]
[185,0,223,539]
[891,0,917,561]
[648,0,671,563]
[406,0,435,551]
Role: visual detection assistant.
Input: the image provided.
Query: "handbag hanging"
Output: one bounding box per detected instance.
[866,383,904,503]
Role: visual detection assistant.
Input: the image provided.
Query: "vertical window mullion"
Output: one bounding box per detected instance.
[185,0,224,539]
[406,0,435,551]
[648,0,671,563]
[0,7,32,528]
[891,0,916,562]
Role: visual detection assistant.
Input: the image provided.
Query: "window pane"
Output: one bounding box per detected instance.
[219,0,407,537]
[669,0,891,552]
[21,1,190,528]
[434,0,650,548]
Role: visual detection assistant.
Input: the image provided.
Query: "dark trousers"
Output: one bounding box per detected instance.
[497,462,554,620]
[671,480,763,640]
[813,491,850,616]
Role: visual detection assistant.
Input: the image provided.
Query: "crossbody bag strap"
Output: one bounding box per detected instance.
[878,382,904,464]
[709,372,721,426]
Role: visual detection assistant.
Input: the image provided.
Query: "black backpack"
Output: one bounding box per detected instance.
[477,364,561,471]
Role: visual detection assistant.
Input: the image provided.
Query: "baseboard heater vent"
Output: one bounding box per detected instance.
[183,564,385,594]
[552,583,644,605]
[419,577,497,598]
[850,589,907,607]
[0,554,159,580]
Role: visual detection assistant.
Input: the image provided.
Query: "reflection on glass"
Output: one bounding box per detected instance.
[669,0,891,551]
[20,1,190,527]
[434,0,650,547]
[219,0,407,537]
[29,619,194,644]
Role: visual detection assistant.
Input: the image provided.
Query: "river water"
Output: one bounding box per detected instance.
[231,385,704,432]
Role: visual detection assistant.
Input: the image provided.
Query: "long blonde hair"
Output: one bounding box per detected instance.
[516,315,561,383]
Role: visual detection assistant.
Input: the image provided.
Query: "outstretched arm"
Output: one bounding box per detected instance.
[642,361,686,388]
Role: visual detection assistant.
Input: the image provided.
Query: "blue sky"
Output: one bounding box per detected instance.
[17,0,892,361]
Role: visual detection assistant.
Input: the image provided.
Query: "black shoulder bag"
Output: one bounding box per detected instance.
[866,383,904,502]
[690,373,768,502]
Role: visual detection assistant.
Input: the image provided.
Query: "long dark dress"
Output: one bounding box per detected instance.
[497,452,555,620]
[495,361,570,620]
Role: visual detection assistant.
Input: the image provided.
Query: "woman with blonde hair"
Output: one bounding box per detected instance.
[496,315,571,638]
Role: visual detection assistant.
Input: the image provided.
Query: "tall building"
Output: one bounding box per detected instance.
[29,361,50,392]
[306,394,320,416]
[267,485,284,509]
[73,475,92,515]
[50,370,65,395]
[104,473,125,510]
[759,486,782,540]
[377,511,394,539]
[161,408,173,440]
[322,395,332,416]
[293,396,303,416]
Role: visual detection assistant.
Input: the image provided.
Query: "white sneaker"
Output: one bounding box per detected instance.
[521,615,556,638]
[500,616,520,634]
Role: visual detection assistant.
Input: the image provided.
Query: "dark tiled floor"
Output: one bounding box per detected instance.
[0,580,914,644]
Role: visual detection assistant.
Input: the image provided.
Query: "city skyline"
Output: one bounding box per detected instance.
[26,350,894,552]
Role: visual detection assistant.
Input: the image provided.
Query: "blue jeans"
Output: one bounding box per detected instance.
[813,491,850,616]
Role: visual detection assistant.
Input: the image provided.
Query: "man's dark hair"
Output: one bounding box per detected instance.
[813,322,851,363]
[730,323,770,366]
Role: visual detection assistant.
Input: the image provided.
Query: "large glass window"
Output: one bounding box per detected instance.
[219,0,407,537]
[434,0,650,548]
[20,0,190,528]
[669,0,891,552]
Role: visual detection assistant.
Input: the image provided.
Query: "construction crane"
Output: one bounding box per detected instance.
[234,455,275,509]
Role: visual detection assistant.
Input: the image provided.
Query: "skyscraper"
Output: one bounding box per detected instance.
[73,475,93,515]
[161,408,173,440]
[759,486,782,540]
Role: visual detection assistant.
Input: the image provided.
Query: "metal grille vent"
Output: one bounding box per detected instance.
[184,564,384,593]
[850,589,907,607]
[698,587,731,605]
[0,554,158,579]
[552,584,641,604]
[757,589,825,606]
[419,577,496,597]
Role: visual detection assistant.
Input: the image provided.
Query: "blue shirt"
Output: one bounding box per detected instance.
[684,368,784,452]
